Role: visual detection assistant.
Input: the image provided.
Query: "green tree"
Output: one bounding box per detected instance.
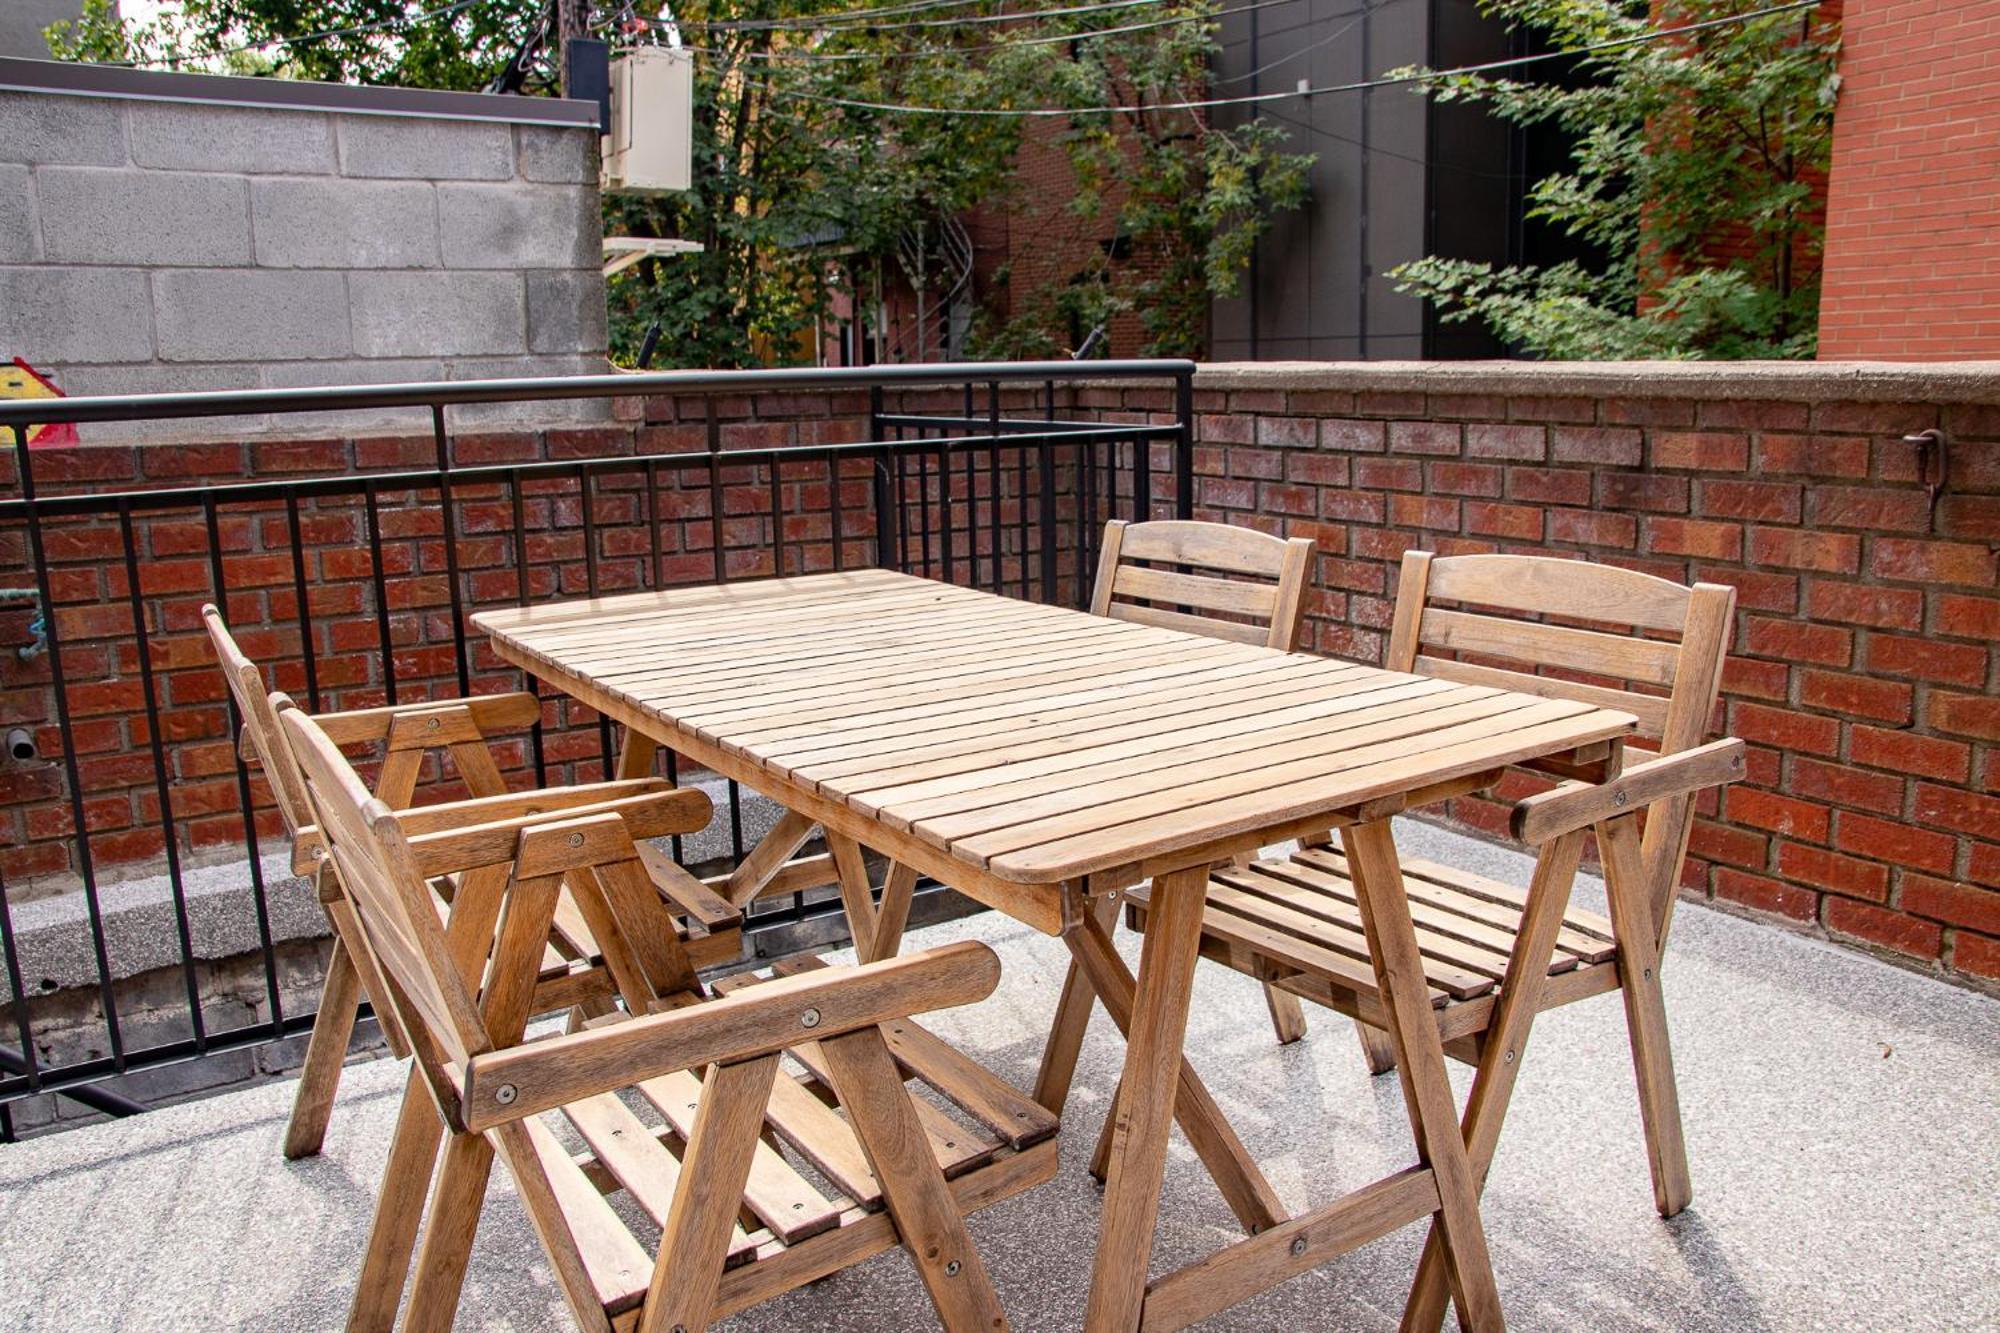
[51,1,1312,364]
[1389,0,1841,359]
[975,1,1312,358]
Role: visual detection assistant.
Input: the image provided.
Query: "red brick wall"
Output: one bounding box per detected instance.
[1818,0,2000,360]
[1155,363,1997,990]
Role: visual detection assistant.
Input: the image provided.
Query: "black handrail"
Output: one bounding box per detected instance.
[0,359,1196,428]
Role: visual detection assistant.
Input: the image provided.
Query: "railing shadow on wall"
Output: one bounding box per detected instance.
[0,359,1197,1135]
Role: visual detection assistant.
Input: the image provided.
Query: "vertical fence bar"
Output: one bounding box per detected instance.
[987,381,1003,592]
[1040,381,1058,603]
[1,860,42,1102]
[430,405,471,696]
[207,495,282,1030]
[577,464,614,776]
[508,469,548,788]
[363,482,398,707]
[874,446,895,572]
[828,454,845,572]
[767,456,785,578]
[938,436,953,583]
[706,398,726,583]
[916,442,932,577]
[117,498,203,1047]
[282,493,322,711]
[963,442,978,589]
[646,458,665,588]
[1134,431,1152,523]
[9,424,124,1068]
[1175,368,1195,520]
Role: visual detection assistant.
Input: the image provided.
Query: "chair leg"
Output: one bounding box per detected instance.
[400,1131,497,1333]
[1261,980,1309,1045]
[346,1068,446,1333]
[818,1025,1010,1332]
[641,1055,781,1333]
[1354,1018,1399,1076]
[1599,816,1693,1217]
[1088,1080,1118,1183]
[283,935,363,1159]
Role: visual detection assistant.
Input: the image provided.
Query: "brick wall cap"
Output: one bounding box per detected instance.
[1175,360,2000,405]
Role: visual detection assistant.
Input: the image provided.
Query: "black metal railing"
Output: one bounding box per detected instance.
[0,359,1194,1134]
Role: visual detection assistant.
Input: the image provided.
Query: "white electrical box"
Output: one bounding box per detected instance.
[602,46,693,195]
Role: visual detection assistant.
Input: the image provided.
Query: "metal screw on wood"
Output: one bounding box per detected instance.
[944,1260,961,1277]
[569,831,584,846]
[800,1007,822,1028]
[494,1083,518,1105]
[1504,1048,1516,1064]
[426,716,440,729]
[1289,1235,1308,1257]
[1613,789,1629,807]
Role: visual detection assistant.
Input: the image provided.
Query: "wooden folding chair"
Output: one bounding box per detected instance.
[277,699,1049,1333]
[203,605,741,1159]
[1087,517,1316,650]
[1123,552,1742,1241]
[1032,519,1318,1114]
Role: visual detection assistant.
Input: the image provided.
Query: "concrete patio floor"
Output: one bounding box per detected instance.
[1,819,1994,1332]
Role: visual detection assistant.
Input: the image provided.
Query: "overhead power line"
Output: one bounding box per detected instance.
[662,0,1335,64]
[689,0,1176,33]
[774,0,1820,116]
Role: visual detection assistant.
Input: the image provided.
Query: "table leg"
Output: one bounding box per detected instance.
[1034,893,1119,1115]
[1064,900,1287,1237]
[614,729,659,780]
[1342,819,1506,1333]
[825,833,921,964]
[1399,826,1587,1333]
[1084,863,1210,1332]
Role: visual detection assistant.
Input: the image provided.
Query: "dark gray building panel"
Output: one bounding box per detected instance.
[1212,0,1524,360]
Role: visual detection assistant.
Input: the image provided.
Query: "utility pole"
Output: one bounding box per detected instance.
[557,0,591,96]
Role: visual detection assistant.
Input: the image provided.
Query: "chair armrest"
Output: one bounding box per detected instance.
[310,691,542,746]
[1510,738,1745,844]
[293,777,701,876]
[457,941,1002,1132]
[400,783,713,877]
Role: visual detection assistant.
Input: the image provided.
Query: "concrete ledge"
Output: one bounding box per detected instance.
[0,56,599,127]
[1191,359,2000,403]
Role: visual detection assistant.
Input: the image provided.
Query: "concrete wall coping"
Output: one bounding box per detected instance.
[1189,359,2000,404]
[0,54,600,127]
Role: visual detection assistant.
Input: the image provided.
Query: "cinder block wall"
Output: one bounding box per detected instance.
[0,70,609,420]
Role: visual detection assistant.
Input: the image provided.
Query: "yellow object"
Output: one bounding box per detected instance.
[0,359,73,446]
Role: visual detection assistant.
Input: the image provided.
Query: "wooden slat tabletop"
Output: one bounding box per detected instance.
[475,570,1636,885]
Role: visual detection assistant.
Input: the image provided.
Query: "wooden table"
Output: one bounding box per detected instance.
[476,569,1637,1333]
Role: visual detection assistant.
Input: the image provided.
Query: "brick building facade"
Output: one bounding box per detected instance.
[1818,0,2000,359]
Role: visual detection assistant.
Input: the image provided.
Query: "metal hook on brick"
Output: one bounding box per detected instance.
[1906,429,1948,531]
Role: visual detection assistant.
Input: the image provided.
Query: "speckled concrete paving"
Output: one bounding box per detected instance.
[2,819,1994,1332]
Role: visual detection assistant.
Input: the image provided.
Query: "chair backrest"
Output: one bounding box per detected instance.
[277,700,492,1070]
[1384,552,1734,754]
[202,604,317,843]
[1385,551,1736,912]
[1089,519,1317,650]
